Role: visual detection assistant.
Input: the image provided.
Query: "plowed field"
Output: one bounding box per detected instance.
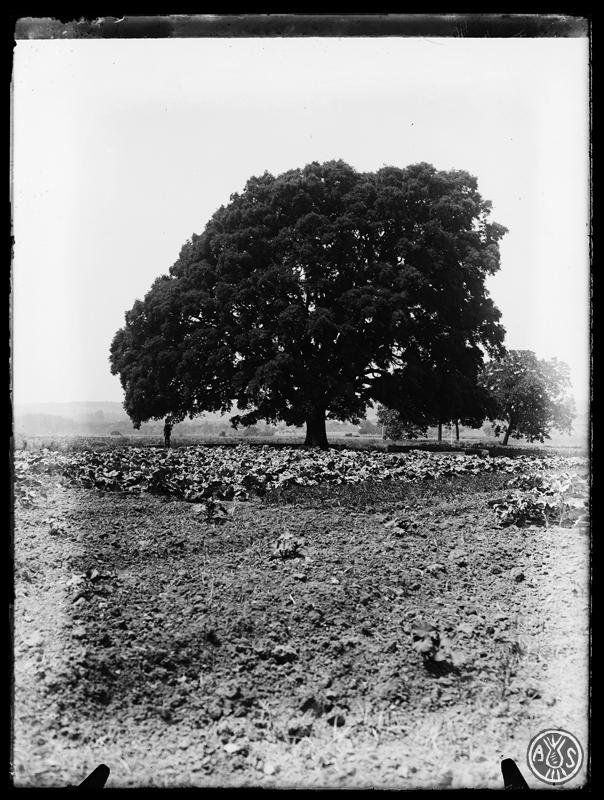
[12,445,589,788]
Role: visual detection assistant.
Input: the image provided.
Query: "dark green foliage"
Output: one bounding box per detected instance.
[110,160,507,447]
[480,350,576,445]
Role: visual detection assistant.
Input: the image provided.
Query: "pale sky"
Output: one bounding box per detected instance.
[11,37,590,412]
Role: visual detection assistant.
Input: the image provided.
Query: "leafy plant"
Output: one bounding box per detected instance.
[493,469,588,527]
[272,531,305,560]
[201,500,230,524]
[410,622,459,673]
[491,490,563,527]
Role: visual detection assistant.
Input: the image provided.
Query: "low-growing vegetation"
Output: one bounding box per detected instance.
[14,446,587,529]
[13,443,589,788]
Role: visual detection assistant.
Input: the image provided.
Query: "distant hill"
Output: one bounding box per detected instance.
[12,401,361,437]
[13,401,236,437]
[15,401,127,419]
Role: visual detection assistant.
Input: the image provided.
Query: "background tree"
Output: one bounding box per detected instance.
[376,405,429,440]
[425,360,500,441]
[479,350,575,445]
[242,425,261,438]
[376,355,499,442]
[357,419,381,436]
[111,160,507,448]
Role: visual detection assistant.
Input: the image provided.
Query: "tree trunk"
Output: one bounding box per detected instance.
[437,422,442,442]
[502,425,512,446]
[455,420,460,441]
[304,408,329,449]
[164,420,172,449]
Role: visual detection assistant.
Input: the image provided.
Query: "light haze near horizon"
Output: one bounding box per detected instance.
[12,37,590,415]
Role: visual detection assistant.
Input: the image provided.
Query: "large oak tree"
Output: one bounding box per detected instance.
[111,161,507,447]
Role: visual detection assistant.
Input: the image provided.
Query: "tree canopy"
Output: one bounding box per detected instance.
[110,160,507,447]
[479,350,576,445]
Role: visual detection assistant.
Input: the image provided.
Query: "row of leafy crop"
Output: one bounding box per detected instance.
[490,471,589,528]
[14,445,586,514]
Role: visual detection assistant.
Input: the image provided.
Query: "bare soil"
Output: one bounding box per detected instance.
[12,461,589,788]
